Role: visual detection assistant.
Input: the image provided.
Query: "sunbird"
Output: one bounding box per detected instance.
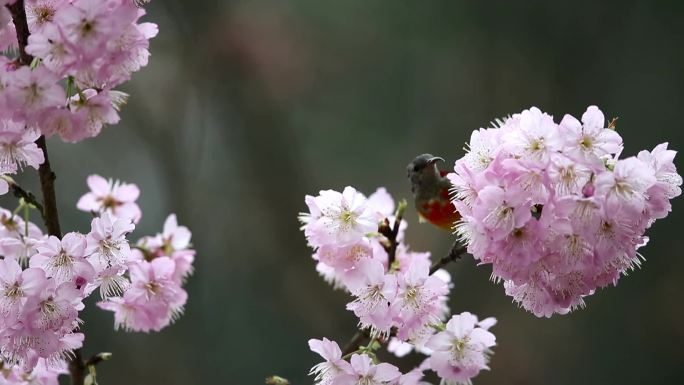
[406,154,461,231]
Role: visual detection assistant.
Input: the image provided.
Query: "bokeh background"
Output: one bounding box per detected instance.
[9,0,684,384]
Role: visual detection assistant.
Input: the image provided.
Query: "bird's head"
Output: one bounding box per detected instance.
[406,153,445,194]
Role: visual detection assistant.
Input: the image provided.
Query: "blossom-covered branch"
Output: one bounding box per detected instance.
[0,1,196,384]
[294,104,681,385]
[4,177,45,216]
[299,187,496,384]
[429,241,466,275]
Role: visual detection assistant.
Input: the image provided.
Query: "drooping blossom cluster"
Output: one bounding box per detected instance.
[449,106,682,317]
[0,0,157,143]
[0,0,157,201]
[301,187,496,385]
[0,0,187,383]
[0,174,194,384]
[0,359,65,385]
[308,313,495,385]
[98,211,194,333]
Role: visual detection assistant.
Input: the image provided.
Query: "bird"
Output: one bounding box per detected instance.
[406,154,461,231]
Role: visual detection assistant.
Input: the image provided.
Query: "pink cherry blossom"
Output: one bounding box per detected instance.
[0,208,44,267]
[25,0,66,33]
[426,312,496,385]
[76,174,141,223]
[501,106,561,163]
[315,242,373,271]
[96,295,158,332]
[0,258,46,316]
[345,259,397,338]
[6,66,65,114]
[396,369,431,385]
[308,338,352,385]
[68,90,121,139]
[85,212,134,298]
[0,358,66,385]
[638,143,682,219]
[301,187,381,247]
[126,257,183,307]
[98,256,187,332]
[0,121,44,174]
[559,105,622,169]
[86,212,134,269]
[30,232,94,286]
[393,259,448,340]
[332,354,401,385]
[134,214,195,283]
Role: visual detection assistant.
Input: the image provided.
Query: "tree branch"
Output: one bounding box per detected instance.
[7,179,45,217]
[85,352,112,367]
[341,227,466,355]
[68,350,85,385]
[429,240,467,275]
[6,0,33,65]
[378,200,406,267]
[35,136,61,236]
[341,330,369,356]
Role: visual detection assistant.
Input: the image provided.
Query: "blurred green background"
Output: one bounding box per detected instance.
[11,0,684,384]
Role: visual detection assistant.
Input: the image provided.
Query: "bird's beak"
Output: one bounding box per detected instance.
[427,156,445,165]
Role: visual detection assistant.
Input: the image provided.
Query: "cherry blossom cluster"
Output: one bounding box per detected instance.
[300,187,497,385]
[308,312,496,385]
[0,0,182,383]
[0,174,193,384]
[0,0,157,143]
[449,106,682,317]
[0,359,65,385]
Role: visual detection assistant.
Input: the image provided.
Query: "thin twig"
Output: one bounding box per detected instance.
[7,180,45,217]
[378,200,407,267]
[341,330,369,356]
[429,240,467,275]
[85,352,111,367]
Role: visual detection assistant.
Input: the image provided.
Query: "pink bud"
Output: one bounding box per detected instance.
[582,180,595,197]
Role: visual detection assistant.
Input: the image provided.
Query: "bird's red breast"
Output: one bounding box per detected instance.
[417,172,461,231]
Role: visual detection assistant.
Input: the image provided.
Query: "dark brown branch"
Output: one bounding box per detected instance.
[68,350,85,385]
[6,0,33,65]
[429,240,467,275]
[35,136,61,237]
[377,219,399,266]
[7,180,45,217]
[85,352,111,367]
[378,201,406,267]
[341,330,369,356]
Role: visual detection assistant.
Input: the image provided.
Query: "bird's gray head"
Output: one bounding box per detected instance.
[406,153,445,194]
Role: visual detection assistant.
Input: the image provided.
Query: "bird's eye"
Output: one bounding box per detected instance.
[413,165,420,172]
